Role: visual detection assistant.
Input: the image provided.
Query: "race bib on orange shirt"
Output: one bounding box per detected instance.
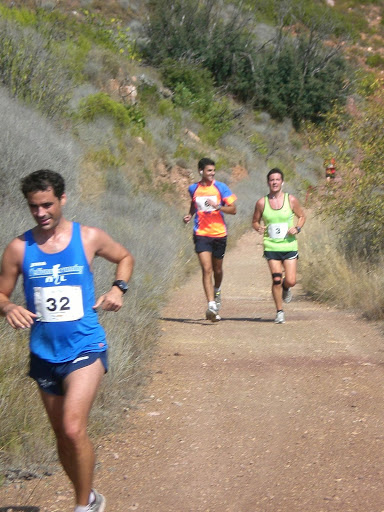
[195,195,217,212]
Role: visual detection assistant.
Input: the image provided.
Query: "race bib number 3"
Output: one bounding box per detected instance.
[34,285,84,322]
[268,222,289,239]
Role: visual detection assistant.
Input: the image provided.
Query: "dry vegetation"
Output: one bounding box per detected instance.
[300,216,384,321]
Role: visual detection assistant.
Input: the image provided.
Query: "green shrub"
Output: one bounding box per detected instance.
[87,148,125,168]
[76,92,145,128]
[144,0,255,87]
[80,9,141,60]
[174,143,192,160]
[197,97,233,144]
[0,4,38,26]
[356,70,383,96]
[248,35,349,130]
[138,82,161,110]
[366,53,384,68]
[159,59,233,142]
[157,98,179,119]
[160,58,215,98]
[250,133,268,155]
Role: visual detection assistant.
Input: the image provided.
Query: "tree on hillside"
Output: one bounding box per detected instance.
[308,89,384,260]
[250,34,348,129]
[143,0,351,130]
[144,0,254,86]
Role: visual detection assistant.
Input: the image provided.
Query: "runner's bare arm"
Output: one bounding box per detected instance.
[222,202,236,214]
[0,237,37,329]
[287,196,306,235]
[252,198,266,234]
[82,227,134,312]
[183,200,196,224]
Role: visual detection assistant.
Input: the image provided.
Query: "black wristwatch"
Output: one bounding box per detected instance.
[112,280,129,294]
[296,226,301,233]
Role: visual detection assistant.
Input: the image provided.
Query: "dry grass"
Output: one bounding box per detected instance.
[0,327,57,478]
[300,216,384,320]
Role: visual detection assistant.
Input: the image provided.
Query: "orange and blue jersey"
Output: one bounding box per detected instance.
[188,180,237,238]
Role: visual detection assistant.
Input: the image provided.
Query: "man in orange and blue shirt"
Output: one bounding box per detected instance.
[183,158,237,322]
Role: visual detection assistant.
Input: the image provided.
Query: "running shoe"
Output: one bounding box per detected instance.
[87,489,106,512]
[282,287,292,303]
[274,311,285,324]
[214,290,221,310]
[206,306,221,322]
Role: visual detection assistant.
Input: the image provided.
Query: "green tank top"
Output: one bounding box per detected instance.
[262,193,298,252]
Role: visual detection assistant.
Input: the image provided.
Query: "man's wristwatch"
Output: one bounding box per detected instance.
[112,280,129,294]
[296,226,301,233]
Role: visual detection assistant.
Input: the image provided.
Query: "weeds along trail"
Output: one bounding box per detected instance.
[2,230,384,512]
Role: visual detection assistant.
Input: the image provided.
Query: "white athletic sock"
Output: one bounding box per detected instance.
[74,491,95,512]
[208,301,217,310]
[214,286,221,293]
[74,506,88,512]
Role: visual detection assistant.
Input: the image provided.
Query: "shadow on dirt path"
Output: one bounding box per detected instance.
[2,231,384,512]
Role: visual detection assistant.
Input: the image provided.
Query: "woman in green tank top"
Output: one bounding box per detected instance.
[252,168,306,324]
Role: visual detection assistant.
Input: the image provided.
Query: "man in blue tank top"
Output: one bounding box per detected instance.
[0,170,134,512]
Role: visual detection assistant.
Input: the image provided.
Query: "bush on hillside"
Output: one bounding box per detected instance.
[76,92,145,128]
[307,88,384,260]
[160,58,215,99]
[160,59,233,143]
[144,0,350,130]
[251,36,349,129]
[144,0,254,86]
[366,53,384,69]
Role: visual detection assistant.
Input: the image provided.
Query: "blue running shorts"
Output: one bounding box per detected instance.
[29,350,108,396]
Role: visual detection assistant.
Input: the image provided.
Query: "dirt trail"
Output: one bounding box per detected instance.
[2,231,384,512]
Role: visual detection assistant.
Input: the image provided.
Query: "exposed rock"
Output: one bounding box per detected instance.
[184,129,201,143]
[154,159,194,201]
[230,164,248,183]
[107,78,138,105]
[159,87,174,98]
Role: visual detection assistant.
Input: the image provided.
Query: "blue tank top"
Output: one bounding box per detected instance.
[22,222,107,363]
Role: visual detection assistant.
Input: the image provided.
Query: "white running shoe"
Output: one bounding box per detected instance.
[283,287,292,303]
[214,290,221,310]
[87,490,106,512]
[274,311,285,324]
[206,306,221,322]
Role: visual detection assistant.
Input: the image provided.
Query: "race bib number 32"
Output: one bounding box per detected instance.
[34,285,84,322]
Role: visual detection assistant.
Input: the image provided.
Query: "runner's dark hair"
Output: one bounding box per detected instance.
[267,168,284,181]
[198,157,215,171]
[21,169,65,198]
